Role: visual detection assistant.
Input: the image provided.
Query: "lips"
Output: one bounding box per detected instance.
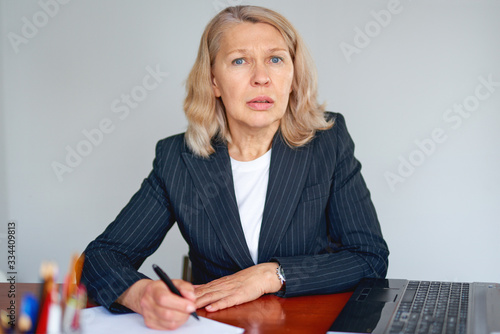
[246,96,274,111]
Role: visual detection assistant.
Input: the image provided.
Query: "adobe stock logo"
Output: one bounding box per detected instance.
[339,0,405,64]
[7,0,72,54]
[385,74,500,192]
[51,64,169,182]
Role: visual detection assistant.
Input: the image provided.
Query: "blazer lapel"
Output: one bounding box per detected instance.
[258,132,314,263]
[181,142,255,270]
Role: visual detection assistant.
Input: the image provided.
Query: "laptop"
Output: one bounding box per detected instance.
[328,278,500,334]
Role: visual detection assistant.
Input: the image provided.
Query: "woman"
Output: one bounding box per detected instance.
[81,5,389,330]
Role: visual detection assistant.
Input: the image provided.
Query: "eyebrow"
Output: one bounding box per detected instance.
[225,48,288,56]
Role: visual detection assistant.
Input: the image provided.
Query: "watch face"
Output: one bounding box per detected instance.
[278,265,286,282]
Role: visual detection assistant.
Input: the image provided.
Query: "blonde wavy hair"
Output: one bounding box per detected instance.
[184,5,333,157]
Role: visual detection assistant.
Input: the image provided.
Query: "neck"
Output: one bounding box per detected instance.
[228,124,278,161]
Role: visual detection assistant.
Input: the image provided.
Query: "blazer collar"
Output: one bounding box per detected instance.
[181,140,255,269]
[181,132,313,268]
[258,132,313,263]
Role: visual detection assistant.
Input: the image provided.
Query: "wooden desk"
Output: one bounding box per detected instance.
[1,283,352,333]
[197,292,352,333]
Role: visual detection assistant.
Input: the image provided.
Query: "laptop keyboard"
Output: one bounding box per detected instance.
[389,281,469,334]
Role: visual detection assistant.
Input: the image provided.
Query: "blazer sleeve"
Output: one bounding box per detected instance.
[272,113,389,297]
[80,140,176,313]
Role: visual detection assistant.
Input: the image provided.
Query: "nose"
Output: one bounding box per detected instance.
[251,63,270,87]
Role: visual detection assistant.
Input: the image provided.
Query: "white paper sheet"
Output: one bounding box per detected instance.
[80,306,244,334]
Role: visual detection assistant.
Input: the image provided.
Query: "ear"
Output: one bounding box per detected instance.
[212,74,222,98]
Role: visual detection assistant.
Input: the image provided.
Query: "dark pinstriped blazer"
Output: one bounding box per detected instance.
[81,112,389,313]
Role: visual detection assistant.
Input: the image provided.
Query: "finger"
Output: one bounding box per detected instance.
[195,275,234,298]
[142,292,192,329]
[144,309,190,331]
[194,275,243,309]
[150,282,196,314]
[205,294,241,312]
[195,288,230,309]
[142,302,190,330]
[155,291,197,315]
[173,279,196,302]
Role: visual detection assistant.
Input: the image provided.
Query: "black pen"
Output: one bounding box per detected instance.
[152,264,200,320]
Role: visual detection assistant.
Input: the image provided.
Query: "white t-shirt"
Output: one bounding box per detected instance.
[230,149,271,264]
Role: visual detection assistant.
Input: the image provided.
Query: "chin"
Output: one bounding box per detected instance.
[247,114,281,129]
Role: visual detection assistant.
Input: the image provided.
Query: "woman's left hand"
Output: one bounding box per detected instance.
[194,262,282,312]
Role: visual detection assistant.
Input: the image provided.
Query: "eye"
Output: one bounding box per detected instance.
[232,58,246,65]
[270,56,283,64]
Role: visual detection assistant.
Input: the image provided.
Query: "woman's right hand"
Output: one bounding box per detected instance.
[117,278,197,330]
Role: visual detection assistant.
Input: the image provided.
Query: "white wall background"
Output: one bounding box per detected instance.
[1,0,499,284]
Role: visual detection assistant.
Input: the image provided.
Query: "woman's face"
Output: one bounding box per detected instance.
[211,22,294,135]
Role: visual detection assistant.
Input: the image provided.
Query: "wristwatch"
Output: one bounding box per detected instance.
[276,264,286,291]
